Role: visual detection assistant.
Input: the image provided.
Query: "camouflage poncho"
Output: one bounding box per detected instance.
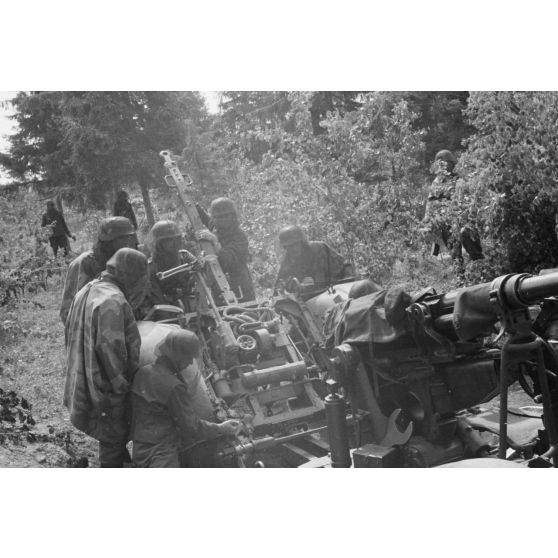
[59,249,104,324]
[63,248,147,443]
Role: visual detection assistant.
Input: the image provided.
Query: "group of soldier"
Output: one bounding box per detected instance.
[58,191,354,467]
[51,148,483,468]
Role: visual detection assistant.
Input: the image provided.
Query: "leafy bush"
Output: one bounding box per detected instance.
[0,189,66,308]
[460,92,558,273]
[221,92,431,289]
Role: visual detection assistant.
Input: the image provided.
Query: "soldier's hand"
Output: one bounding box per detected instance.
[71,234,76,241]
[196,229,218,245]
[219,419,242,436]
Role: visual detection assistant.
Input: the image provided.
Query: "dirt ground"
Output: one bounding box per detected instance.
[0,271,99,468]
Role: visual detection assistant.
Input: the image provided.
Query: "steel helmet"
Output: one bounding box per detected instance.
[278,225,306,247]
[98,217,136,242]
[210,197,237,217]
[149,220,182,242]
[434,149,457,170]
[106,247,148,279]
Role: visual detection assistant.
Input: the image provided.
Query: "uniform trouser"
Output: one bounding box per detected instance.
[439,225,484,262]
[460,227,484,261]
[98,396,131,467]
[132,441,180,468]
[99,440,131,468]
[49,235,69,257]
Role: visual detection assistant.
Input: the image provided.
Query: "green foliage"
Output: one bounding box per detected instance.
[1,92,207,208]
[460,92,558,273]
[222,92,430,288]
[0,189,63,308]
[0,92,74,187]
[402,92,472,162]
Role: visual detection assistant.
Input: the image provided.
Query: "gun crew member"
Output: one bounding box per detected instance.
[113,189,138,230]
[141,220,198,315]
[64,248,148,467]
[195,197,256,303]
[275,225,353,292]
[60,217,138,324]
[131,329,240,467]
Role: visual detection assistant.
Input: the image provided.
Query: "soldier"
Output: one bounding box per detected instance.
[423,149,484,264]
[41,200,76,257]
[142,220,198,314]
[113,189,138,230]
[195,197,256,303]
[64,248,148,467]
[275,225,353,292]
[131,329,240,467]
[59,217,138,324]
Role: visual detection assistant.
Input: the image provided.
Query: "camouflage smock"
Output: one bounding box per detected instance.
[64,276,141,443]
[423,173,458,238]
[59,249,104,324]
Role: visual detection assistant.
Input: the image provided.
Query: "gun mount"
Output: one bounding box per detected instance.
[147,150,558,468]
[269,270,558,466]
[134,150,334,467]
[296,270,558,467]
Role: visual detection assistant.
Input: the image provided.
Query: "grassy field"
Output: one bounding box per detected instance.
[0,272,99,467]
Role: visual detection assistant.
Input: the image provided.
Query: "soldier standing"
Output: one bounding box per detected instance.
[196,197,256,303]
[59,217,138,324]
[41,200,75,257]
[423,150,484,265]
[113,189,138,230]
[64,248,148,467]
[131,329,240,467]
[275,225,353,292]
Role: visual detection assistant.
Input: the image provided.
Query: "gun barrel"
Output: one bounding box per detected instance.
[515,271,558,306]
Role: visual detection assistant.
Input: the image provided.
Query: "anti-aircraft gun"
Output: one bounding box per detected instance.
[137,150,330,467]
[281,272,558,467]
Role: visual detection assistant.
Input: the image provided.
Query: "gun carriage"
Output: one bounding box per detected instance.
[144,150,558,467]
[280,272,558,467]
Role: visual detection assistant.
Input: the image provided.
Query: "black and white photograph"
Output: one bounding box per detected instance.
[1,2,557,556]
[3,89,557,470]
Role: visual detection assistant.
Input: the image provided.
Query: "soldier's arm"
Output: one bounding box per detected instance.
[59,212,72,237]
[41,214,47,227]
[169,383,223,446]
[323,243,352,281]
[94,299,139,393]
[196,203,213,229]
[59,257,99,323]
[60,263,80,324]
[145,273,168,306]
[217,230,251,270]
